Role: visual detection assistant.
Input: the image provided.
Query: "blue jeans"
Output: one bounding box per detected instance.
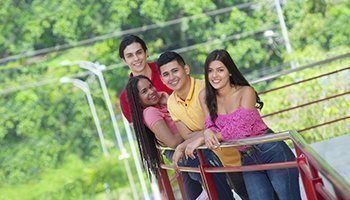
[164,150,202,200]
[165,149,234,199]
[241,141,301,200]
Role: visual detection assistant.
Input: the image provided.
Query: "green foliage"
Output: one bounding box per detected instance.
[0,0,135,56]
[0,153,133,200]
[289,0,350,51]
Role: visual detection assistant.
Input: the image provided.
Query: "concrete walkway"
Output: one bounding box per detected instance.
[307,133,350,196]
[311,134,350,183]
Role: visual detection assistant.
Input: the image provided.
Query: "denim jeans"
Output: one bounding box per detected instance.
[164,150,202,200]
[226,172,249,200]
[241,141,301,200]
[165,149,234,199]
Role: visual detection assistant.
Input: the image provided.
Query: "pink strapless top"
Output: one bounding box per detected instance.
[205,107,268,150]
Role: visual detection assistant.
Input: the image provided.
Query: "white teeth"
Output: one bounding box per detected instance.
[149,94,158,101]
[170,80,178,85]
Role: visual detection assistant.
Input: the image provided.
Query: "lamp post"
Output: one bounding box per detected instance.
[60,77,109,156]
[64,60,150,200]
[60,77,138,199]
[122,115,161,200]
[274,0,296,68]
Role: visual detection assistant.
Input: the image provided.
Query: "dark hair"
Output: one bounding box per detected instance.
[126,75,160,180]
[204,49,264,122]
[156,51,186,72]
[119,35,148,59]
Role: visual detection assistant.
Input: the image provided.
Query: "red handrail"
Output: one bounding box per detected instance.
[258,66,349,95]
[291,131,350,200]
[156,131,350,200]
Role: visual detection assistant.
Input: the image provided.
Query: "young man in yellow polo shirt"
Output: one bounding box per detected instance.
[157,51,248,200]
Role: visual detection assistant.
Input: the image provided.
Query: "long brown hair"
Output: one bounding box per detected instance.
[204,49,264,122]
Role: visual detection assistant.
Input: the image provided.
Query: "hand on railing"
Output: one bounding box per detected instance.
[172,145,184,175]
[185,136,204,160]
[172,144,184,167]
[204,129,220,149]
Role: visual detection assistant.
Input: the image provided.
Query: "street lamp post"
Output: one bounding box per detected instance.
[60,77,138,199]
[122,115,161,200]
[72,61,150,200]
[274,0,296,68]
[60,77,109,156]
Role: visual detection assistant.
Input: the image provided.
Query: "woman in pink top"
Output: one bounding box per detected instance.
[199,49,301,200]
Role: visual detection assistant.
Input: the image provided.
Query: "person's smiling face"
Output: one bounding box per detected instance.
[122,42,149,74]
[137,78,160,107]
[208,60,231,90]
[159,60,189,92]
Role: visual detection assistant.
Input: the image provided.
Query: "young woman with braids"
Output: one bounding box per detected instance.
[194,49,301,200]
[126,75,234,200]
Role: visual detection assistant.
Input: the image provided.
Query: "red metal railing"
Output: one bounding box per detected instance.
[291,131,350,200]
[250,53,350,85]
[258,66,349,134]
[257,67,349,95]
[156,131,350,200]
[258,66,349,119]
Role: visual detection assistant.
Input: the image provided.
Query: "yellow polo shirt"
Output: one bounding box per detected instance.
[168,77,241,167]
[168,78,205,130]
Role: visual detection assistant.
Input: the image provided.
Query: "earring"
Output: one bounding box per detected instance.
[229,74,232,76]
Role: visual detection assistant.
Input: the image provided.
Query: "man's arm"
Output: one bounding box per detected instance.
[175,120,201,140]
[175,131,203,151]
[172,130,204,164]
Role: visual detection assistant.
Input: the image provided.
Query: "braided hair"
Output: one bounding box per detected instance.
[126,75,161,180]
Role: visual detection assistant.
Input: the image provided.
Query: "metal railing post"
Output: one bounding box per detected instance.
[157,151,175,200]
[76,61,151,199]
[60,78,109,156]
[197,149,219,200]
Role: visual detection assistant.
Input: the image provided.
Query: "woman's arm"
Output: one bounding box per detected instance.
[198,89,221,149]
[149,119,184,149]
[144,107,183,148]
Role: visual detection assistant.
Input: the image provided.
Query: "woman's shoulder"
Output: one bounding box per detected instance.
[143,106,166,126]
[143,106,161,116]
[239,86,257,108]
[240,86,256,95]
[238,86,256,99]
